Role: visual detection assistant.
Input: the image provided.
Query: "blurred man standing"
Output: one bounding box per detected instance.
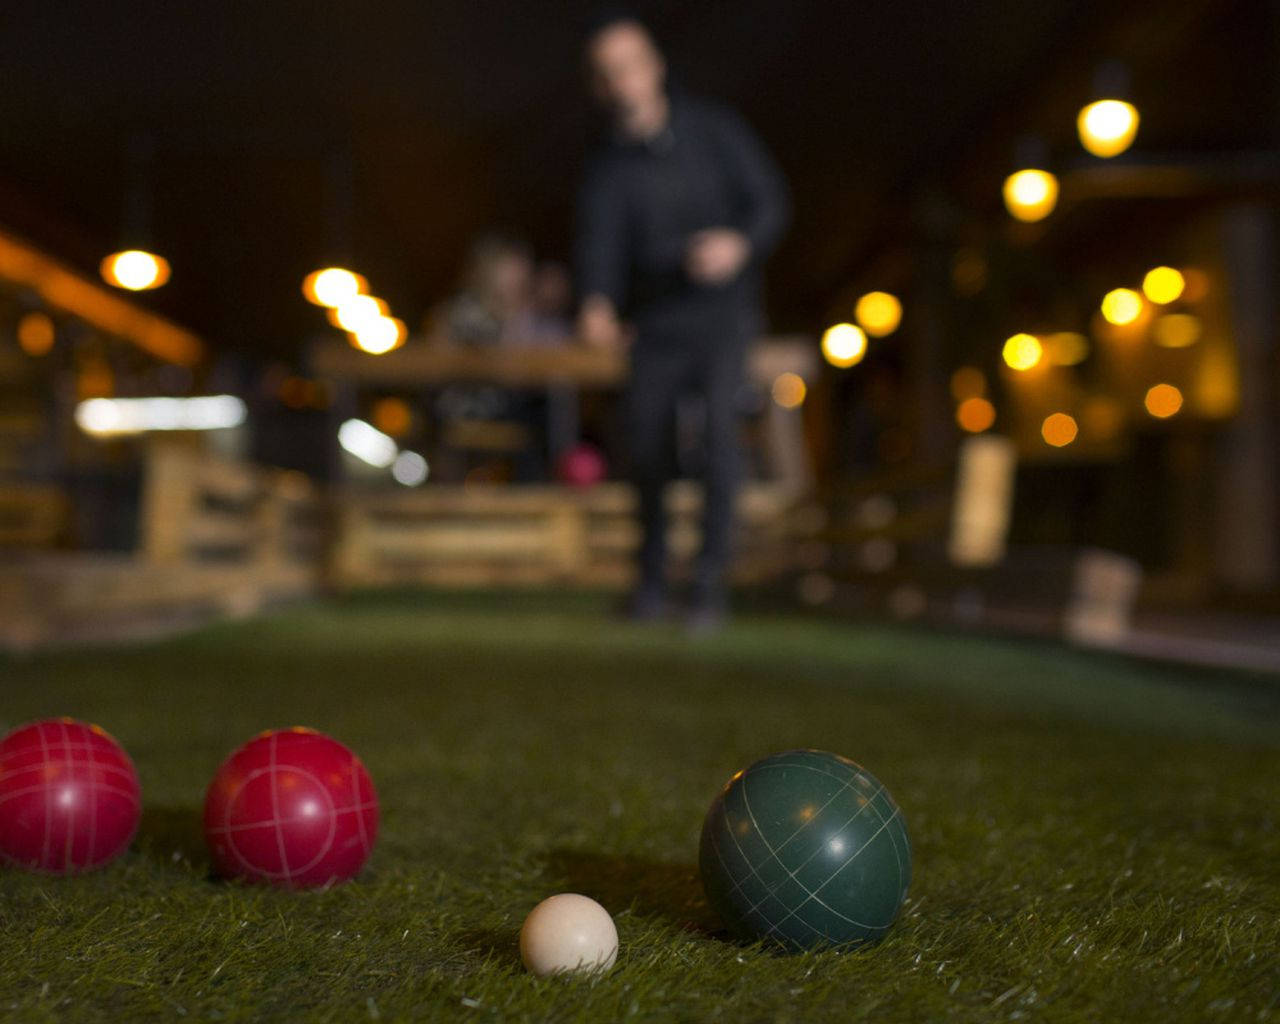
[576,13,789,630]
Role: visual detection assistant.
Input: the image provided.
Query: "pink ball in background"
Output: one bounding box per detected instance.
[203,727,379,888]
[0,717,142,874]
[556,442,607,488]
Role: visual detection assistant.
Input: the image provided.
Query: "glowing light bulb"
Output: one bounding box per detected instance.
[955,397,996,433]
[303,267,367,307]
[17,311,56,356]
[350,315,406,355]
[854,291,902,338]
[1002,333,1043,371]
[771,372,807,409]
[329,295,389,334]
[100,250,170,291]
[821,323,867,368]
[1144,383,1183,419]
[1077,99,1139,158]
[1041,412,1079,448]
[1002,169,1059,223]
[1142,266,1185,305]
[1100,288,1143,326]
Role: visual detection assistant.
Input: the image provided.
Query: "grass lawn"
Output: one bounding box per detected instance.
[1,590,1278,1022]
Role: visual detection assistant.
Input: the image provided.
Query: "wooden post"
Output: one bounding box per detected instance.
[140,435,201,564]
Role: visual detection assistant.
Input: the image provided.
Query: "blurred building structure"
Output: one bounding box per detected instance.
[813,0,1280,615]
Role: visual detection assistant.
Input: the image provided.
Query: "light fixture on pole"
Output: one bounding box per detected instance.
[1077,60,1139,159]
[1002,137,1058,223]
[101,134,171,291]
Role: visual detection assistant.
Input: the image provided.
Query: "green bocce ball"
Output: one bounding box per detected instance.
[699,749,911,950]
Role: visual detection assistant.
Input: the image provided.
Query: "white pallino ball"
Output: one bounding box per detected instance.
[519,893,618,977]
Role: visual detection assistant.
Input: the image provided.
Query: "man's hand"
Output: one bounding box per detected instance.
[685,228,751,285]
[577,294,624,349]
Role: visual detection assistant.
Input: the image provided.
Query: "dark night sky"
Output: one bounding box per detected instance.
[3,0,1256,359]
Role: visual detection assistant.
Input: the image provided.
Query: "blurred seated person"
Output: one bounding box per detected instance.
[427,233,566,480]
[525,261,574,345]
[427,232,536,346]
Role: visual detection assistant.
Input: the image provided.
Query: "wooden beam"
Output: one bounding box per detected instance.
[310,335,817,387]
[0,226,204,367]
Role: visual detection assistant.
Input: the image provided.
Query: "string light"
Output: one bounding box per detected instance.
[1041,413,1079,447]
[1100,288,1143,326]
[821,323,867,368]
[1002,169,1059,223]
[771,372,807,409]
[1002,333,1043,371]
[100,250,170,291]
[956,397,996,433]
[1144,383,1183,419]
[854,292,902,337]
[303,267,367,307]
[1077,100,1139,158]
[1142,266,1185,305]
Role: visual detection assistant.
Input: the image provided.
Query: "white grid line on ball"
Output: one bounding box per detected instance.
[739,773,888,934]
[763,802,904,940]
[268,732,292,884]
[0,779,141,810]
[350,759,371,858]
[207,799,378,836]
[220,758,341,879]
[710,793,829,945]
[767,781,905,939]
[735,764,882,919]
[58,720,76,871]
[0,750,137,785]
[37,722,53,870]
[708,759,861,907]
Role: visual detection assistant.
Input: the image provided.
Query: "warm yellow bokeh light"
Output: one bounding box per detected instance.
[1153,313,1202,349]
[350,315,406,355]
[371,396,413,437]
[771,372,807,409]
[821,322,868,368]
[303,267,367,308]
[950,366,987,401]
[955,397,996,433]
[1002,169,1059,223]
[854,291,902,338]
[1041,412,1079,447]
[17,311,55,356]
[100,249,170,291]
[1002,333,1043,371]
[330,295,390,334]
[1044,332,1090,366]
[1142,266,1185,305]
[1077,99,1139,158]
[1100,288,1143,326]
[1144,383,1184,419]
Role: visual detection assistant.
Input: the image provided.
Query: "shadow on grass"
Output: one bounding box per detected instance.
[458,926,521,966]
[544,848,722,936]
[135,805,208,873]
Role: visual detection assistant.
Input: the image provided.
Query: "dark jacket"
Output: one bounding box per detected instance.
[575,93,790,343]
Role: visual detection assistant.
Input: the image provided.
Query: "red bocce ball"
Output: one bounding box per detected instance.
[0,717,141,874]
[203,727,379,888]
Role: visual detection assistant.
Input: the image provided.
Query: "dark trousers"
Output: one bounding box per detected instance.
[627,333,748,596]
